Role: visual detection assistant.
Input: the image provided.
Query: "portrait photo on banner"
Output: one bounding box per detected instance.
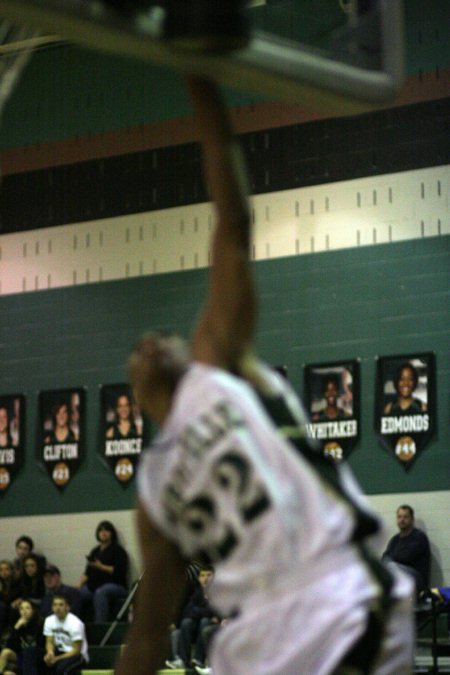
[0,394,25,494]
[374,352,436,469]
[100,384,146,485]
[304,360,360,462]
[37,388,85,489]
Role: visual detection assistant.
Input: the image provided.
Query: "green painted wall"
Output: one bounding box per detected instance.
[1,0,449,149]
[1,236,448,516]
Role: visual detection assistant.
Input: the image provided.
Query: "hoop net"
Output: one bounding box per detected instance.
[0,20,42,121]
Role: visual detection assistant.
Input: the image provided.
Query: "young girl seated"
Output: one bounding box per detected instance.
[0,599,44,674]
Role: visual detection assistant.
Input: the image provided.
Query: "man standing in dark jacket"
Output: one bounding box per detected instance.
[382,504,431,595]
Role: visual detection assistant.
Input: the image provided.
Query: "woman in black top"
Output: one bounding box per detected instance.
[77,521,129,623]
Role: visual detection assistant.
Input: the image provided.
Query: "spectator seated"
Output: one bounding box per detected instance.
[40,565,83,619]
[76,521,128,624]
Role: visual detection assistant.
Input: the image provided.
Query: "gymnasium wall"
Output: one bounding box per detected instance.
[0,1,449,586]
[0,180,448,584]
[1,227,449,517]
[0,491,446,592]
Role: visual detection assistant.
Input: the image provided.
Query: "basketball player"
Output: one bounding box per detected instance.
[115,78,413,675]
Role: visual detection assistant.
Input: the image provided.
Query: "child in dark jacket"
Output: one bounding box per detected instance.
[166,564,220,670]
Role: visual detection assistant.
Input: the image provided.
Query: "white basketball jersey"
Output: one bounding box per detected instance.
[138,363,409,674]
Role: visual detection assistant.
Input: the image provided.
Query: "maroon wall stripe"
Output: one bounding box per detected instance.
[1,70,448,177]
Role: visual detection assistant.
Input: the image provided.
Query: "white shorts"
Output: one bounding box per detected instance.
[371,598,414,675]
[210,595,414,675]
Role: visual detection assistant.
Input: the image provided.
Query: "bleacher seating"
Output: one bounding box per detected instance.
[81,621,197,674]
[415,598,450,673]
[81,604,450,674]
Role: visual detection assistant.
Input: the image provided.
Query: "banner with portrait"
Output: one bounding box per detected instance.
[304,360,360,462]
[100,384,145,485]
[375,353,435,469]
[37,389,85,489]
[0,394,25,494]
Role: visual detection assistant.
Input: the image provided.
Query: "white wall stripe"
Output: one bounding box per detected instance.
[0,166,448,296]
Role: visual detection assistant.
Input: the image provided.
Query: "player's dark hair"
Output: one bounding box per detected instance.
[129,331,189,397]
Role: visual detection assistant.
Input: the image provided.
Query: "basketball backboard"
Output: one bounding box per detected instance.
[0,0,404,113]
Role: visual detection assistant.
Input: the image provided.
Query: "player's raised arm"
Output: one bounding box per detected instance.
[188,77,256,369]
[114,501,186,675]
